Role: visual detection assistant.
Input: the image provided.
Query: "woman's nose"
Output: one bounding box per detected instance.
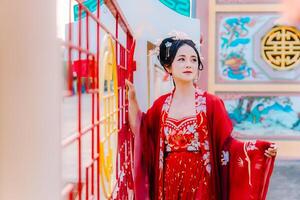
[185,60,194,68]
[185,65,191,69]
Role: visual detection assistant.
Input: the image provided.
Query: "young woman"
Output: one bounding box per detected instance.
[125,35,277,200]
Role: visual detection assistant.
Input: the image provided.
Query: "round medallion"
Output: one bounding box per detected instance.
[99,34,119,198]
[261,26,300,71]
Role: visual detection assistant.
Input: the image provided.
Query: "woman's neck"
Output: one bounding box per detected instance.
[173,81,195,100]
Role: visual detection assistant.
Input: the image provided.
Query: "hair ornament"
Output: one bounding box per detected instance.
[165,41,172,59]
[167,30,192,40]
[148,31,204,61]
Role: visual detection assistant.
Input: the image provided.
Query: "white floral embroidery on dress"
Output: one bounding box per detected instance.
[111,167,126,199]
[159,139,164,169]
[203,140,210,151]
[162,95,172,112]
[246,141,258,151]
[237,157,244,167]
[187,140,200,151]
[206,164,211,174]
[194,132,199,138]
[195,88,212,175]
[221,150,229,166]
[164,127,170,136]
[166,146,172,152]
[187,124,196,134]
[202,152,211,174]
[187,146,197,151]
[203,152,210,164]
[195,94,206,114]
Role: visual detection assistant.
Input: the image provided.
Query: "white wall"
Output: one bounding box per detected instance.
[118,0,201,111]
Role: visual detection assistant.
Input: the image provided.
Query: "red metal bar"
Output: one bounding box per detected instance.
[69,190,73,200]
[62,121,100,147]
[73,0,130,52]
[84,14,90,93]
[77,3,83,200]
[63,23,128,55]
[85,9,95,198]
[86,167,89,200]
[115,13,119,66]
[117,64,126,70]
[63,41,96,58]
[115,12,119,181]
[104,0,134,36]
[61,183,75,199]
[96,1,101,199]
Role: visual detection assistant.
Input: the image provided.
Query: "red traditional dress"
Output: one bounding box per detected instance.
[133,87,275,200]
[163,115,204,199]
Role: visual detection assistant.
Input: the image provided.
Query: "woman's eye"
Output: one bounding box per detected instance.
[192,59,197,62]
[178,58,184,61]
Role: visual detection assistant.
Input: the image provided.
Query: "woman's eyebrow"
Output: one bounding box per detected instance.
[177,54,197,58]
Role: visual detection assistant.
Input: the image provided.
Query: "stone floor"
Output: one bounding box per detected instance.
[267,160,300,200]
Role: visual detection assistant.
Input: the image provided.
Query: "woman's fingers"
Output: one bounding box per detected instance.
[125,79,135,92]
[125,79,133,88]
[125,79,136,101]
[264,152,272,158]
[269,144,278,155]
[125,79,129,89]
[264,146,277,157]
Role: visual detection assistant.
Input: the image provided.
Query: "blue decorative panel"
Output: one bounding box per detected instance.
[216,13,300,83]
[219,93,300,137]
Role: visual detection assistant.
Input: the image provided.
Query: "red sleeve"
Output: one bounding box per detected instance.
[207,93,233,148]
[133,104,155,200]
[207,93,275,200]
[206,93,234,200]
[133,95,167,200]
[224,139,275,200]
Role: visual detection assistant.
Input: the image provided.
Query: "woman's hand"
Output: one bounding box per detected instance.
[264,143,277,158]
[125,79,137,102]
[125,79,141,135]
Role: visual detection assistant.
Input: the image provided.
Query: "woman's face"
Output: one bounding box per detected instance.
[167,44,198,84]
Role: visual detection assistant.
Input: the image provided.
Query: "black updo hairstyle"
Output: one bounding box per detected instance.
[158,37,204,73]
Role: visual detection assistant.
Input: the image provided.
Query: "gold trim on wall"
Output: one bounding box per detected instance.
[208,0,217,93]
[214,84,300,92]
[215,4,281,12]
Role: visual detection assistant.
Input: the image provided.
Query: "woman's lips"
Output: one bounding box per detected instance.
[183,71,192,74]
